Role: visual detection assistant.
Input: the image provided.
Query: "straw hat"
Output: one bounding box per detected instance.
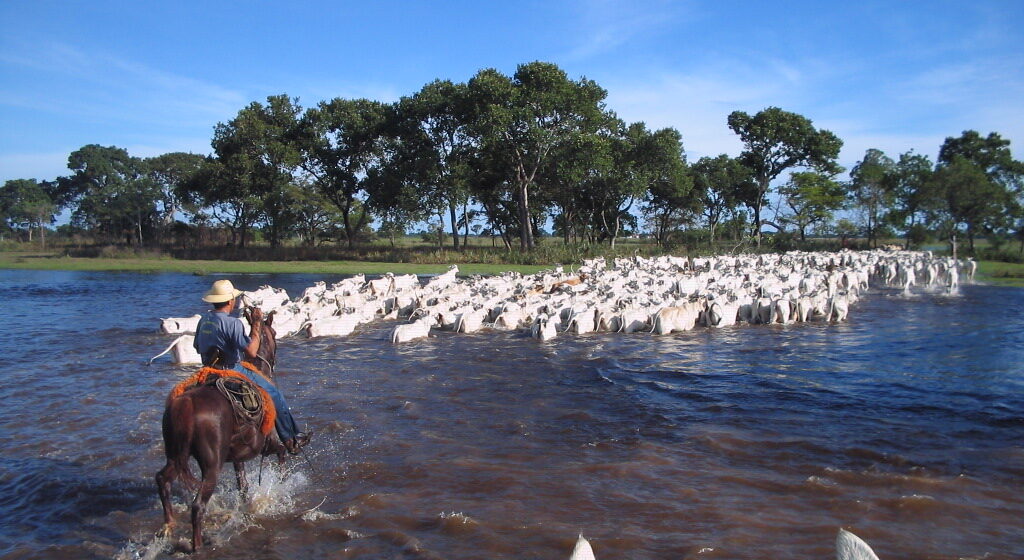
[202,279,243,303]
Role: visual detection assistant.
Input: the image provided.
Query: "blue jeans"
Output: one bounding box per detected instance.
[232,364,299,442]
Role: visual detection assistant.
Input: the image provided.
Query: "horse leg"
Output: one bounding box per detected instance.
[155,462,176,537]
[191,467,219,552]
[234,462,249,505]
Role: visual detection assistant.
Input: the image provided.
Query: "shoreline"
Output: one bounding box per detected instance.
[0,251,547,276]
[2,250,1022,287]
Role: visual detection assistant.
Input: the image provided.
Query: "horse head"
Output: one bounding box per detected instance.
[246,307,277,377]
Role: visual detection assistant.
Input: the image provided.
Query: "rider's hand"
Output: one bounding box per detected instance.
[249,308,264,325]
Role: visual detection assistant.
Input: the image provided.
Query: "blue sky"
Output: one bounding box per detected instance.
[2,0,1022,185]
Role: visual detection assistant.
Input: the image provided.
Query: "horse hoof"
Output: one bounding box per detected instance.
[156,524,174,539]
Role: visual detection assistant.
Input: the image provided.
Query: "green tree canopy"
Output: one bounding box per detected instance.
[468,61,611,249]
[849,148,894,248]
[0,178,56,245]
[634,126,694,246]
[928,155,1013,255]
[299,97,391,248]
[778,171,846,241]
[391,79,476,250]
[145,152,206,228]
[690,155,754,244]
[56,144,159,245]
[883,150,934,248]
[727,107,842,246]
[210,94,304,248]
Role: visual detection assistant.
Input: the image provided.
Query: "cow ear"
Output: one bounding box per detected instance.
[266,310,275,327]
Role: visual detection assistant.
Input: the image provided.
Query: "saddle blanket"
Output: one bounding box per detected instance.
[168,363,277,435]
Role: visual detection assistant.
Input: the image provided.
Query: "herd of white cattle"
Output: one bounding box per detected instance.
[150,249,973,365]
[566,528,883,560]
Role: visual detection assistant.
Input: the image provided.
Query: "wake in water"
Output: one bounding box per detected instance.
[114,461,309,559]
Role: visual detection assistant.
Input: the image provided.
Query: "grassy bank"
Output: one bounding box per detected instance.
[977,260,1024,287]
[3,250,1023,287]
[0,251,547,276]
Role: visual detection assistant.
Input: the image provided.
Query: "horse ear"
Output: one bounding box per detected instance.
[266,310,275,327]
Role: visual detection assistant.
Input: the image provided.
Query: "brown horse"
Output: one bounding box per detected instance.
[155,310,283,552]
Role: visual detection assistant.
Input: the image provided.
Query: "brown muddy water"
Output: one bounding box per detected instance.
[0,270,1022,559]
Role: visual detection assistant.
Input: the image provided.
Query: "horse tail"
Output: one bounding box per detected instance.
[163,395,200,491]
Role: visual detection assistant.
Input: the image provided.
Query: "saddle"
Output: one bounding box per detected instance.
[168,365,277,436]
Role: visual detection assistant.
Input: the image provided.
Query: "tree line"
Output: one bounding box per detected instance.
[2,61,1022,256]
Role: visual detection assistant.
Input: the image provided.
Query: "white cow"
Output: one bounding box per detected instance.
[392,273,420,292]
[652,301,702,334]
[492,303,524,330]
[827,294,850,322]
[424,265,459,291]
[368,275,395,296]
[305,313,361,338]
[617,307,652,333]
[148,334,202,365]
[704,300,739,328]
[454,308,487,333]
[566,307,598,335]
[836,528,881,560]
[390,316,433,344]
[569,534,595,560]
[771,298,793,324]
[531,314,558,341]
[159,314,202,334]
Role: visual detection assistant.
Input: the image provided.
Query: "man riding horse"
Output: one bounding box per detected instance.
[194,279,311,453]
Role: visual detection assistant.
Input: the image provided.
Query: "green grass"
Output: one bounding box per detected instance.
[0,251,547,276]
[977,260,1024,287]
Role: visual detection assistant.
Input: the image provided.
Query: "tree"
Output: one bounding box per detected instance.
[468,62,610,249]
[145,152,206,240]
[393,80,476,250]
[833,218,860,248]
[630,126,694,247]
[929,156,1013,255]
[938,130,1024,190]
[777,171,846,241]
[211,95,304,248]
[727,107,842,246]
[926,131,1023,257]
[288,178,343,247]
[299,98,390,248]
[184,156,263,247]
[0,179,56,246]
[849,148,895,248]
[56,145,160,245]
[883,150,934,249]
[690,155,753,245]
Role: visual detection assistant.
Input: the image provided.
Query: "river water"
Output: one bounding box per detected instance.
[0,269,1021,559]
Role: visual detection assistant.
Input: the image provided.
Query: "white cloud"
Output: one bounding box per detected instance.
[1,40,247,129]
[564,0,691,61]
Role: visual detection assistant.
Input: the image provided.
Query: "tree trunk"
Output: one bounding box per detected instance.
[516,180,534,250]
[753,199,763,247]
[448,203,460,251]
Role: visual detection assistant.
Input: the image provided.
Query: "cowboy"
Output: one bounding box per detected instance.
[193,279,311,454]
